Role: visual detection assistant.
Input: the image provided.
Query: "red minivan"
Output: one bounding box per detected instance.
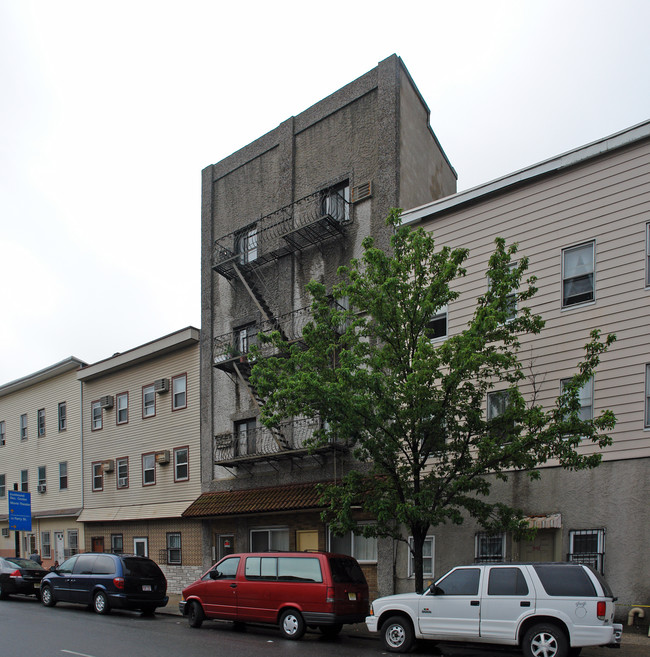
[179,551,369,639]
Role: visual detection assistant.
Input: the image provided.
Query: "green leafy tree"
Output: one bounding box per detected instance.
[250,209,616,592]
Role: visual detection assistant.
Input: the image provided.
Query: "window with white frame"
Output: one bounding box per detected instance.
[236,225,258,264]
[426,305,448,340]
[645,364,650,428]
[38,466,46,489]
[408,536,435,579]
[174,447,189,482]
[235,418,257,456]
[487,390,513,441]
[41,531,51,559]
[116,392,128,425]
[58,402,67,431]
[142,453,156,486]
[167,532,182,564]
[0,420,5,446]
[328,525,378,563]
[134,537,148,557]
[67,530,79,556]
[0,474,5,497]
[59,462,68,490]
[475,532,506,562]
[561,377,594,422]
[321,182,350,223]
[20,414,27,440]
[91,401,103,430]
[117,457,129,489]
[142,385,155,418]
[172,374,187,410]
[562,241,595,307]
[568,528,605,573]
[250,527,289,552]
[92,463,103,491]
[21,469,28,492]
[37,409,46,437]
[111,534,123,554]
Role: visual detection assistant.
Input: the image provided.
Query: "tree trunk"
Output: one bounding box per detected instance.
[410,525,429,594]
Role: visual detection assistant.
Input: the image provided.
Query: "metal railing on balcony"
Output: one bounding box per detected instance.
[212,189,351,280]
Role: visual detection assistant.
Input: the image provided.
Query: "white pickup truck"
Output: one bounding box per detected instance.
[366,562,622,656]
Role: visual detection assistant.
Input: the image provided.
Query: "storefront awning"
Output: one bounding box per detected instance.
[77,501,194,523]
[182,481,328,518]
[525,513,562,529]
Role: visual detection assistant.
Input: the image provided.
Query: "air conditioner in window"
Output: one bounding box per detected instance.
[37,484,47,493]
[99,395,114,409]
[155,450,170,464]
[118,477,128,488]
[1,528,9,538]
[154,378,169,394]
[102,459,115,473]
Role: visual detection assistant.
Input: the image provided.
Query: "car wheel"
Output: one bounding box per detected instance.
[381,615,415,653]
[93,590,110,615]
[279,609,306,640]
[40,585,56,607]
[319,623,342,637]
[523,623,568,657]
[187,600,205,628]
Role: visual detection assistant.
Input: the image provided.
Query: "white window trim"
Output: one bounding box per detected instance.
[134,537,149,557]
[428,305,448,342]
[174,447,189,482]
[408,535,435,579]
[116,393,128,425]
[561,240,596,309]
[143,385,156,418]
[327,524,378,564]
[560,376,594,423]
[475,532,506,562]
[250,527,289,552]
[172,374,187,411]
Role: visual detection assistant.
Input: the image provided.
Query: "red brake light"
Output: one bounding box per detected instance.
[113,577,125,590]
[326,586,335,603]
[597,601,607,620]
[9,569,21,578]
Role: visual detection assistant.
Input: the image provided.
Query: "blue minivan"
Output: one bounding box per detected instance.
[40,552,168,615]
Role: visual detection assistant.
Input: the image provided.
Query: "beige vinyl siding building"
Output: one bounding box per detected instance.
[397,120,650,617]
[0,358,86,566]
[77,327,203,592]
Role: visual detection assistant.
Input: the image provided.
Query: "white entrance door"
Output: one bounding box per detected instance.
[54,532,65,564]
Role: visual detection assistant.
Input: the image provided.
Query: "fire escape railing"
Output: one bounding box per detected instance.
[212,189,351,280]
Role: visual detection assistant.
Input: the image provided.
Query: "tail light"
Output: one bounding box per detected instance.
[9,569,21,579]
[597,601,607,620]
[113,577,125,590]
[326,587,335,603]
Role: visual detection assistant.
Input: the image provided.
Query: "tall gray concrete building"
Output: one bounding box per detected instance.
[185,55,456,596]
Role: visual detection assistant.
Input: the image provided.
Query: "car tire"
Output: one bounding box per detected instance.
[187,600,205,628]
[523,623,568,657]
[279,609,306,640]
[93,590,110,615]
[381,615,415,653]
[319,623,343,637]
[40,585,56,607]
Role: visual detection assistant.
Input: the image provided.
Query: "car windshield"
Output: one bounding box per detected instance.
[122,557,163,578]
[6,558,46,571]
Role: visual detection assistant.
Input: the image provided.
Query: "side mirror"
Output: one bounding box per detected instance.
[429,585,444,596]
[209,570,220,580]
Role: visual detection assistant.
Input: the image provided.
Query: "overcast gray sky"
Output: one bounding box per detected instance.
[1,0,649,384]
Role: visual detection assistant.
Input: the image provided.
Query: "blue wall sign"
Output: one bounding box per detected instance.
[8,491,32,531]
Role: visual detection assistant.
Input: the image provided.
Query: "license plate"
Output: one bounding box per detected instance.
[142,585,152,591]
[348,592,357,601]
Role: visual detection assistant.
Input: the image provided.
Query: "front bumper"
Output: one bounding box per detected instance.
[365,615,379,633]
[178,600,187,615]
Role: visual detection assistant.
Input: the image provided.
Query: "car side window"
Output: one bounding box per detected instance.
[435,568,480,595]
[93,555,117,575]
[487,567,529,595]
[73,555,97,575]
[57,556,77,574]
[207,557,240,580]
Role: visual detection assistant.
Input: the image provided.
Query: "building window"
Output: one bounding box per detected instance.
[408,536,435,579]
[488,262,517,321]
[562,241,595,307]
[321,182,350,223]
[142,453,156,486]
[67,530,79,556]
[328,526,378,563]
[142,385,156,418]
[20,414,27,440]
[172,374,187,411]
[38,466,46,490]
[0,474,5,498]
[58,402,67,431]
[37,409,46,437]
[645,365,650,428]
[116,393,129,425]
[487,390,513,442]
[250,528,289,552]
[235,418,257,456]
[91,401,103,431]
[41,532,52,559]
[20,469,28,492]
[133,537,148,557]
[117,457,129,489]
[568,529,605,574]
[561,377,594,422]
[0,420,5,446]
[475,532,506,562]
[59,462,68,490]
[236,225,258,264]
[111,534,124,554]
[174,447,189,482]
[426,305,448,341]
[167,533,182,565]
[92,463,103,491]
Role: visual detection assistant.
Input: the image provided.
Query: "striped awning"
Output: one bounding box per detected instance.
[525,513,562,529]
